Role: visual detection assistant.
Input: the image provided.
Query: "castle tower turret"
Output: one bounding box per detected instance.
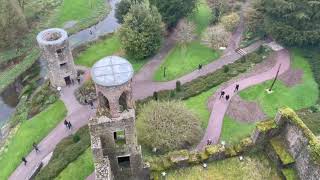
[37,28,77,87]
[89,56,146,180]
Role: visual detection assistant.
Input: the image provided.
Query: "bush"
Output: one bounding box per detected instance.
[115,0,132,23]
[223,65,229,73]
[74,80,96,104]
[9,95,30,128]
[202,25,231,50]
[137,101,202,152]
[176,81,181,92]
[36,126,91,180]
[119,3,164,59]
[221,12,240,32]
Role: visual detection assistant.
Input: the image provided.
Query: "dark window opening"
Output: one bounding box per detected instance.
[117,156,130,168]
[64,76,71,85]
[119,92,128,112]
[56,48,63,56]
[60,62,67,69]
[98,92,110,110]
[114,130,126,145]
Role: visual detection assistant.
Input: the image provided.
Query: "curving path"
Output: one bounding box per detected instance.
[196,47,290,150]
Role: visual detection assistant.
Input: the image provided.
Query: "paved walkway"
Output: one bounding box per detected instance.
[196,48,290,150]
[9,76,95,180]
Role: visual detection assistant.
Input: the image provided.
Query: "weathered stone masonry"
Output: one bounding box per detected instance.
[37,28,77,87]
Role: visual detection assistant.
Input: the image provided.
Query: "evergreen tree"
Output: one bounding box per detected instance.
[119,3,164,59]
[150,0,196,28]
[115,0,132,24]
[260,0,320,46]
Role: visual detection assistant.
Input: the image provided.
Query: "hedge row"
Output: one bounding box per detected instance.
[35,126,91,180]
[145,137,254,172]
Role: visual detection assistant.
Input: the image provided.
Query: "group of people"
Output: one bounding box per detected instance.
[21,143,40,165]
[84,98,95,109]
[64,120,73,130]
[219,84,240,101]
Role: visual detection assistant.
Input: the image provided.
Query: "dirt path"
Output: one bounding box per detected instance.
[196,48,290,151]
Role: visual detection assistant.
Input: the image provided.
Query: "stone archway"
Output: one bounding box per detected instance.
[119,92,128,112]
[98,92,110,111]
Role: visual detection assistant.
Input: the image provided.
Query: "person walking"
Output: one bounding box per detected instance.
[89,29,93,35]
[234,84,240,92]
[33,142,40,153]
[22,157,27,165]
[64,120,69,129]
[89,100,94,109]
[198,64,203,70]
[84,98,88,104]
[226,95,230,101]
[67,121,72,130]
[220,91,225,99]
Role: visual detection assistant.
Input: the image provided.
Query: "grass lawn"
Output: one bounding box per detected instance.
[153,41,220,81]
[220,116,256,144]
[75,34,147,72]
[183,87,255,143]
[184,87,218,128]
[188,0,213,35]
[164,152,280,179]
[50,0,109,33]
[239,49,319,117]
[0,100,67,180]
[55,148,94,180]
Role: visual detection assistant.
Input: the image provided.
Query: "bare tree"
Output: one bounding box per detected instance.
[201,25,231,50]
[207,0,228,20]
[221,12,240,32]
[174,19,196,45]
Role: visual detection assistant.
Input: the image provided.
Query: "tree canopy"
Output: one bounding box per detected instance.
[260,0,320,46]
[150,0,197,28]
[136,101,202,153]
[119,2,164,59]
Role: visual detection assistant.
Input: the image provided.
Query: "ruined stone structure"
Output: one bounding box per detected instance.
[89,56,146,180]
[37,28,77,87]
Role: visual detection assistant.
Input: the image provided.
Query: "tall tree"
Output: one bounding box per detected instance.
[119,3,164,59]
[150,0,197,28]
[207,0,229,20]
[202,25,231,49]
[174,19,196,45]
[260,0,320,46]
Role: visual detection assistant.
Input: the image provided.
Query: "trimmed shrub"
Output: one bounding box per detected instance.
[36,126,91,180]
[137,101,202,152]
[223,65,229,73]
[176,81,182,92]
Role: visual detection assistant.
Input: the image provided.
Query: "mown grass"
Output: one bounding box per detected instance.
[50,0,109,33]
[55,148,94,180]
[153,41,220,81]
[165,152,280,179]
[239,49,319,117]
[0,100,67,180]
[220,116,256,144]
[188,0,213,35]
[75,34,147,72]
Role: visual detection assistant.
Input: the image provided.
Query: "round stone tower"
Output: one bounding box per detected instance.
[37,28,77,87]
[89,56,147,180]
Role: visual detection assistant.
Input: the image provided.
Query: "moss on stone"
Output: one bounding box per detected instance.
[225,146,237,157]
[168,150,189,163]
[188,152,201,164]
[256,119,277,132]
[270,137,295,165]
[205,144,225,155]
[281,168,298,180]
[280,108,320,165]
[199,151,209,161]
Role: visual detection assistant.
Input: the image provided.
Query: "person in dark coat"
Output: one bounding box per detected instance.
[67,121,72,130]
[22,157,27,165]
[33,142,40,153]
[234,84,240,92]
[64,120,68,128]
[220,91,225,99]
[226,95,230,101]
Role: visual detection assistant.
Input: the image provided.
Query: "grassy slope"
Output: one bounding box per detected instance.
[239,50,319,117]
[153,0,219,82]
[0,100,67,180]
[55,148,94,180]
[165,152,280,179]
[75,34,147,72]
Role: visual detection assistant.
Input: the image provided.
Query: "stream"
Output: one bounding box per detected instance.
[0,0,120,128]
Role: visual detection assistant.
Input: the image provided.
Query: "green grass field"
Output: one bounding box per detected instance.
[153,41,220,81]
[75,34,147,72]
[164,152,280,179]
[55,148,94,180]
[183,87,255,143]
[50,0,109,33]
[0,100,67,180]
[240,50,319,117]
[221,116,256,144]
[188,0,213,35]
